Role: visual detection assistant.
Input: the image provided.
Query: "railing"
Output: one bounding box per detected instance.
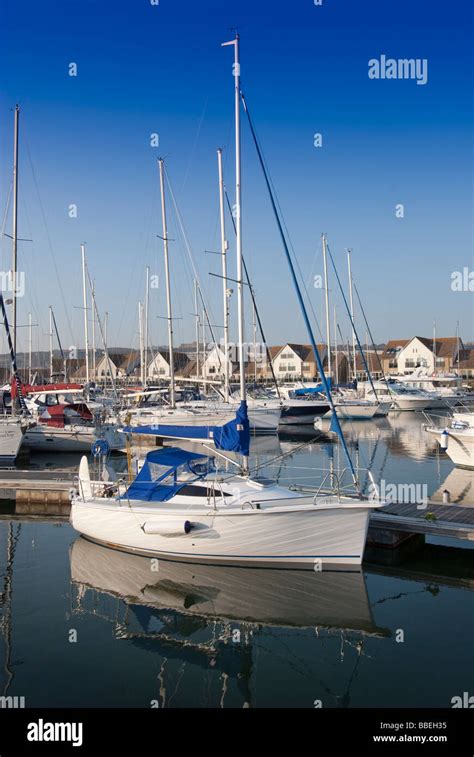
[74,475,129,502]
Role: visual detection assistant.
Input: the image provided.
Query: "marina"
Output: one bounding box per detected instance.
[0,0,472,741]
[1,417,473,709]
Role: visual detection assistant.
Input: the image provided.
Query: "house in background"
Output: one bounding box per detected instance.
[94,353,126,381]
[266,343,349,383]
[395,336,466,374]
[270,344,324,381]
[201,345,234,381]
[147,350,189,380]
[458,350,474,383]
[380,340,409,375]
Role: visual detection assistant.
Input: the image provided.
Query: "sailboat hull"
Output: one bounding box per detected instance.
[23,424,123,453]
[70,498,372,569]
[0,419,25,465]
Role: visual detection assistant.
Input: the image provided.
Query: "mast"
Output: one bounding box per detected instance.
[194,279,200,382]
[144,266,150,384]
[158,159,175,407]
[49,305,53,381]
[252,300,257,384]
[81,243,90,383]
[347,249,357,381]
[11,105,19,355]
[217,148,230,402]
[333,306,339,385]
[138,301,144,387]
[433,319,436,373]
[322,233,332,378]
[455,320,460,371]
[223,33,248,473]
[201,309,205,376]
[91,280,96,379]
[28,312,32,384]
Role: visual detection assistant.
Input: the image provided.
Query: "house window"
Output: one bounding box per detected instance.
[209,366,216,374]
[280,352,294,359]
[287,365,296,372]
[279,365,287,372]
[303,363,311,369]
[159,368,166,375]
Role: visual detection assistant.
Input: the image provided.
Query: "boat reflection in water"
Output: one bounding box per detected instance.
[70,537,388,707]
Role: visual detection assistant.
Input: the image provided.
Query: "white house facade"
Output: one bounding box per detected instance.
[202,346,234,380]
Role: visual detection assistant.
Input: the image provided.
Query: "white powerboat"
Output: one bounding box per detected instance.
[396,370,472,406]
[426,416,474,469]
[364,381,432,412]
[323,400,380,420]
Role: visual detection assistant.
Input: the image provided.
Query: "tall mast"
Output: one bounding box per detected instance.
[456,320,460,371]
[217,148,230,401]
[347,249,357,381]
[194,279,200,382]
[158,159,175,407]
[49,306,53,381]
[223,33,248,472]
[81,243,90,383]
[28,312,32,384]
[144,266,150,384]
[252,300,257,384]
[138,301,144,387]
[91,280,96,379]
[433,319,436,373]
[201,310,205,375]
[322,233,331,378]
[11,105,19,355]
[333,306,339,385]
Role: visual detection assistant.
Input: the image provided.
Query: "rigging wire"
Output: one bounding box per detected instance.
[23,136,75,344]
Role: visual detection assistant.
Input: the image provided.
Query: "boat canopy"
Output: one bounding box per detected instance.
[122,447,215,503]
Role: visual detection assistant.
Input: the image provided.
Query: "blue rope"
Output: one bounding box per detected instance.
[241,92,357,484]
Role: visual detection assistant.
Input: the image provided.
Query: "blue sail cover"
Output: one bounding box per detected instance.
[119,401,250,457]
[214,400,250,457]
[293,379,332,396]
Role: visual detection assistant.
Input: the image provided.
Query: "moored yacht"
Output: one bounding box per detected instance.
[364,380,432,412]
[71,442,380,569]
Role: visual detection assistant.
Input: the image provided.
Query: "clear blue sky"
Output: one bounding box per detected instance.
[0,0,472,356]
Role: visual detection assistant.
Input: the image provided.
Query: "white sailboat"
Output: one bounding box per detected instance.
[70,34,382,569]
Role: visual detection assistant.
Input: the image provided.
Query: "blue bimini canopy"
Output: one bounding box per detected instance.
[121,447,214,503]
[119,401,250,457]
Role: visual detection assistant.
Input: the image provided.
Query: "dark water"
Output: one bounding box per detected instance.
[0,413,473,708]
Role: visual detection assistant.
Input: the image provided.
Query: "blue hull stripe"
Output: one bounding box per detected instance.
[138,549,361,559]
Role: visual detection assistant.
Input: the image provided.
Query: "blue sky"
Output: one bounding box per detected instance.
[0,0,472,356]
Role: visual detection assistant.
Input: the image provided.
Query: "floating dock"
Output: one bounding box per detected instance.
[369,501,474,542]
[0,470,73,517]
